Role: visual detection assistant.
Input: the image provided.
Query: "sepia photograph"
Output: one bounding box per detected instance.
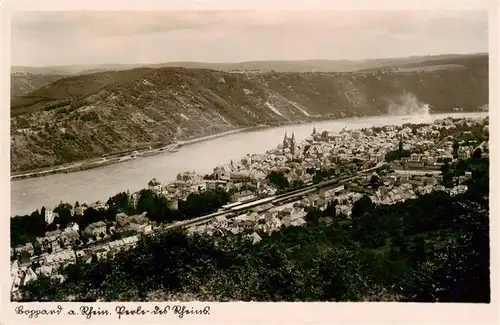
[6,3,492,309]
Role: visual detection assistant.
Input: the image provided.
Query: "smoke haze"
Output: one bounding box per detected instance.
[387,93,432,123]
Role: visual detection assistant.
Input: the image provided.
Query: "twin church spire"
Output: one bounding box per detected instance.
[283,132,296,154]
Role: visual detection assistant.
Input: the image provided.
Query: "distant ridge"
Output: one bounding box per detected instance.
[12,53,487,75]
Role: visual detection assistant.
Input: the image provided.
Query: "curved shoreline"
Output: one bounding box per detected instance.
[10,125,268,181]
[11,111,488,217]
[10,116,338,181]
[10,111,486,181]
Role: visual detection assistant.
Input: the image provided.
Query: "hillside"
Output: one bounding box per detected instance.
[10,55,488,172]
[11,73,66,99]
[11,68,155,116]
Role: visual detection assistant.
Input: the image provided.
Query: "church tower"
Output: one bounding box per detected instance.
[283,132,289,148]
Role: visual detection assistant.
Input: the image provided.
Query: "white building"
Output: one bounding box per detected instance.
[231,190,256,203]
[148,178,162,193]
[65,222,79,232]
[246,232,262,244]
[22,268,38,286]
[45,210,55,225]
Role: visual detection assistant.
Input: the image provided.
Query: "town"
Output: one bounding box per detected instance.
[10,115,489,299]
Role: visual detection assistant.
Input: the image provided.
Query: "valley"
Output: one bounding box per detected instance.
[10,54,488,173]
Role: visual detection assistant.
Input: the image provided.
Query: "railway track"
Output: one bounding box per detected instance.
[156,162,386,232]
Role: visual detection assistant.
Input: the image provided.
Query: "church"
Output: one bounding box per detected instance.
[282,132,297,156]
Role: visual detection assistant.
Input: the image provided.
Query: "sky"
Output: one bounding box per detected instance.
[11,10,489,67]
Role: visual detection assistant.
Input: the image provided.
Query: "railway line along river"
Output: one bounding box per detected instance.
[11,112,487,216]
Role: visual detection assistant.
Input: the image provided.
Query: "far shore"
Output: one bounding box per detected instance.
[11,124,286,181]
[10,114,339,181]
[10,110,486,181]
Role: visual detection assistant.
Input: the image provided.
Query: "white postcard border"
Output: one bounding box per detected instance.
[1,1,498,324]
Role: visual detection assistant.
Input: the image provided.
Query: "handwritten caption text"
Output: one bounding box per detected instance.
[15,305,211,319]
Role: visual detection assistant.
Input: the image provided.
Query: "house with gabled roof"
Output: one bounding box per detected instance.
[213,215,228,229]
[234,213,257,228]
[246,232,262,244]
[84,221,107,237]
[213,165,231,181]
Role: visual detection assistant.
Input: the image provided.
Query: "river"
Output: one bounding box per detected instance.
[11,112,487,216]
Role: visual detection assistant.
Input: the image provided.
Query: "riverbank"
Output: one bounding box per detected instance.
[10,125,269,181]
[11,111,488,216]
[10,116,325,181]
[177,125,269,146]
[10,111,486,181]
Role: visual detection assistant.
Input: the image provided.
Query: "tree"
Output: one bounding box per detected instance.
[81,207,106,229]
[440,161,451,175]
[452,141,460,159]
[107,192,133,215]
[393,235,408,255]
[411,237,427,263]
[313,173,324,184]
[398,140,403,152]
[105,206,118,223]
[291,180,305,189]
[11,211,48,246]
[54,204,72,229]
[305,208,323,223]
[472,147,482,159]
[179,189,230,221]
[53,214,71,230]
[136,189,155,214]
[46,223,58,232]
[324,200,337,218]
[21,275,62,301]
[440,161,454,187]
[18,251,32,265]
[370,174,381,185]
[385,148,410,162]
[33,244,42,256]
[351,195,374,219]
[268,171,290,190]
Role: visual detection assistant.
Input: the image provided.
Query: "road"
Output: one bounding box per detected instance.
[393,169,441,175]
[11,144,180,181]
[475,141,486,153]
